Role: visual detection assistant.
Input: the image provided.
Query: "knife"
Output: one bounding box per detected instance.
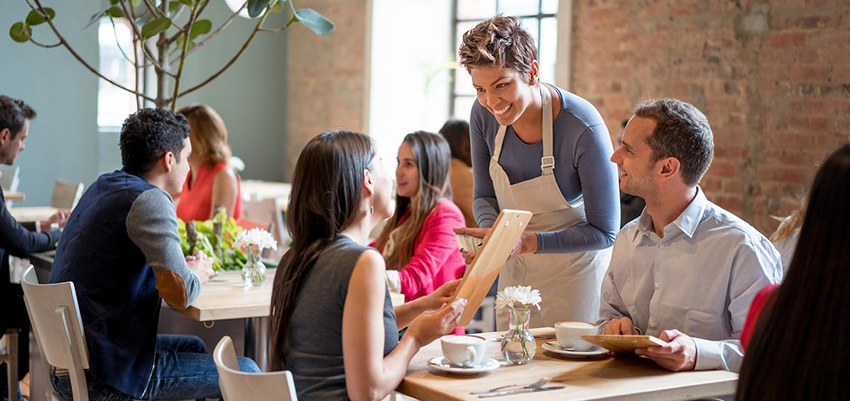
[477,386,565,398]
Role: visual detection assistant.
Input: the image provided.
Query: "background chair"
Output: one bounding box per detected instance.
[0,328,19,401]
[20,266,90,401]
[213,336,297,401]
[0,166,21,208]
[241,198,289,263]
[50,179,84,210]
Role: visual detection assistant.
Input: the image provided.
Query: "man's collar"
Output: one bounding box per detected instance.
[632,186,708,240]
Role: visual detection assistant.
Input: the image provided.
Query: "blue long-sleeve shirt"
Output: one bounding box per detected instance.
[470,84,619,253]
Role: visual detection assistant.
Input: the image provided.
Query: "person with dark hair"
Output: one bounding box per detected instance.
[270,130,466,400]
[736,143,850,400]
[0,95,68,401]
[598,98,782,373]
[616,119,646,227]
[371,131,467,334]
[49,108,259,401]
[438,120,477,227]
[454,16,620,329]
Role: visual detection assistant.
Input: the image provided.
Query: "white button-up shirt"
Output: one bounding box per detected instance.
[598,187,783,372]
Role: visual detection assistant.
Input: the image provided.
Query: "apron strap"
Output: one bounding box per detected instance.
[540,84,555,176]
[493,124,508,162]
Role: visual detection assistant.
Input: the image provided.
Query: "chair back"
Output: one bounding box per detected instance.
[0,166,21,192]
[241,198,289,261]
[50,179,84,209]
[213,336,297,401]
[20,266,90,401]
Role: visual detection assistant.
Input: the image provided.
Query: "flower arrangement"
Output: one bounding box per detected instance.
[497,286,542,364]
[234,228,278,286]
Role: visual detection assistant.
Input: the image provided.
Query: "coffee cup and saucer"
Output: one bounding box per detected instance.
[428,335,500,375]
[541,321,609,358]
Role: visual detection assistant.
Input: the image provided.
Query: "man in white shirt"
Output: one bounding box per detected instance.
[598,98,782,373]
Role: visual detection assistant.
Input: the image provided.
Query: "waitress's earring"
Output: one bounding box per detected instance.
[369,199,374,215]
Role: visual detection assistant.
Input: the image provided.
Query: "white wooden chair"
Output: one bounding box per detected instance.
[213,336,297,401]
[50,179,84,209]
[20,266,90,401]
[0,166,21,208]
[0,328,19,401]
[241,198,289,262]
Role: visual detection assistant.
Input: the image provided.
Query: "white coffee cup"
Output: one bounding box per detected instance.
[441,335,486,367]
[555,321,598,351]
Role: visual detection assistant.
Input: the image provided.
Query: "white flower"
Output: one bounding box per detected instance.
[234,228,278,251]
[495,286,542,310]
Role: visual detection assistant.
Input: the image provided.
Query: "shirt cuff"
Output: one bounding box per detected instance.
[386,270,401,293]
[692,337,724,371]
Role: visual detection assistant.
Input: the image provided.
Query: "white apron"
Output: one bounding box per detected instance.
[491,84,612,330]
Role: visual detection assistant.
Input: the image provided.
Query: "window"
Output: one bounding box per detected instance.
[97,18,140,129]
[450,0,559,119]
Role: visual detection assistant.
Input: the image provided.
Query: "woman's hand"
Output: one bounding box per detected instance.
[406,298,467,347]
[422,279,461,310]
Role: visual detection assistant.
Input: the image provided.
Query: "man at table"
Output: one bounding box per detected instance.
[598,98,782,373]
[49,108,260,401]
[0,95,69,401]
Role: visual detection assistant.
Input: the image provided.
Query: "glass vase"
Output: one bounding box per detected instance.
[241,250,266,287]
[500,307,536,364]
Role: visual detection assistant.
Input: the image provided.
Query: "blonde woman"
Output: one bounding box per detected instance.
[371,132,466,329]
[770,199,806,273]
[175,104,242,221]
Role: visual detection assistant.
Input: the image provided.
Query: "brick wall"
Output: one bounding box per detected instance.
[285,0,368,180]
[571,0,850,234]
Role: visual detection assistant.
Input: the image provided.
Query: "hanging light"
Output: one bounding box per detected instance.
[224,0,254,19]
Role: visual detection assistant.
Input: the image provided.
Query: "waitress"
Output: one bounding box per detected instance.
[455,16,619,329]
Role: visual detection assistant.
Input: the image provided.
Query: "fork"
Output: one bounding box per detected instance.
[470,377,552,395]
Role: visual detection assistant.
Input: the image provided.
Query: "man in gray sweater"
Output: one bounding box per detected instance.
[50,108,259,401]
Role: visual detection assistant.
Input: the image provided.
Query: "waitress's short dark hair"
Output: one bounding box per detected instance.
[120,108,190,175]
[634,98,714,187]
[458,16,537,80]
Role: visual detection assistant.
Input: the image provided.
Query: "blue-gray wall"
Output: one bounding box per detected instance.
[0,1,289,206]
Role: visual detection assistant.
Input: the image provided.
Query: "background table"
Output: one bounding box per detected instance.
[10,206,57,223]
[241,180,291,212]
[399,329,738,401]
[6,191,25,202]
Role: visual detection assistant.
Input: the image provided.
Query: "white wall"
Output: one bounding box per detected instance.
[368,0,453,175]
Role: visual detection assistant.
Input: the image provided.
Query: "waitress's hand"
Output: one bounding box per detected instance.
[509,232,539,259]
[453,227,490,264]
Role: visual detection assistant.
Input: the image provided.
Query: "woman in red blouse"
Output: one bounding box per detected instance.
[737,144,850,400]
[175,104,242,222]
[371,132,466,333]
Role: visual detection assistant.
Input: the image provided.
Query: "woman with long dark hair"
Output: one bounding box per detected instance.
[737,143,850,400]
[269,130,466,401]
[373,131,466,327]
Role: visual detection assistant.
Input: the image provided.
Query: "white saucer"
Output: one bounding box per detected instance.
[542,341,609,358]
[427,356,500,374]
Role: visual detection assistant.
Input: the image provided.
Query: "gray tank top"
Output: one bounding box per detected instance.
[282,235,399,401]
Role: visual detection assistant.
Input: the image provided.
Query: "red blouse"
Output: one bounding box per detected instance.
[176,162,242,222]
[740,284,780,350]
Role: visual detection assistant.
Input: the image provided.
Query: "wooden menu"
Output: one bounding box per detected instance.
[453,209,532,326]
[581,334,668,353]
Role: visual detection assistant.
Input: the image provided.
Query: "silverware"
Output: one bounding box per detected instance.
[477,386,565,398]
[470,377,552,395]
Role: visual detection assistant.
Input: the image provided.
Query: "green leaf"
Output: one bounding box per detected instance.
[247,0,271,18]
[189,19,211,40]
[133,0,142,6]
[295,8,333,35]
[169,1,182,13]
[271,0,284,12]
[178,0,193,6]
[141,17,171,39]
[85,9,108,29]
[25,8,55,26]
[9,22,32,43]
[110,0,119,4]
[105,6,125,18]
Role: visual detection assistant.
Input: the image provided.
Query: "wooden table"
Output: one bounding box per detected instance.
[6,191,25,202]
[399,329,738,401]
[10,206,58,223]
[241,180,291,212]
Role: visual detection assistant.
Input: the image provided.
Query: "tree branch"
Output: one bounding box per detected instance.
[118,0,174,77]
[30,0,153,102]
[176,7,271,100]
[169,0,246,66]
[170,3,200,111]
[28,37,61,48]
